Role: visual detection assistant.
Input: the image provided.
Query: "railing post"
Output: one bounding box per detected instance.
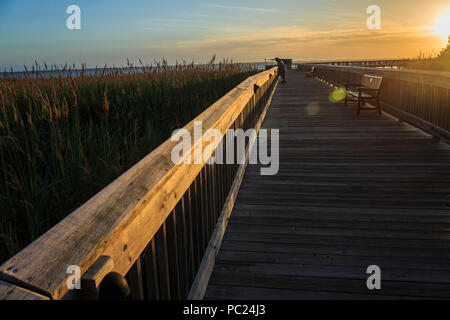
[98,272,131,300]
[81,255,115,300]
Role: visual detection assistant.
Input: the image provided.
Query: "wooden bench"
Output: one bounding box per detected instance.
[345,74,382,115]
[305,66,315,77]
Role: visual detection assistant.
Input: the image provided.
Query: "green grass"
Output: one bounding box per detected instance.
[404,37,450,72]
[0,58,256,262]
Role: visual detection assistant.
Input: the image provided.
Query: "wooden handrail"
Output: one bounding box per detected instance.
[311,65,450,142]
[294,59,422,69]
[0,67,278,300]
[0,280,49,300]
[309,64,450,89]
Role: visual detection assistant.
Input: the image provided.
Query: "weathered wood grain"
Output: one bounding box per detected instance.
[0,68,278,300]
[188,76,279,300]
[0,280,48,300]
[205,70,450,300]
[313,65,450,136]
[81,256,115,300]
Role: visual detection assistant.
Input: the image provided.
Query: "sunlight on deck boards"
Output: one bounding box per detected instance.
[204,70,450,300]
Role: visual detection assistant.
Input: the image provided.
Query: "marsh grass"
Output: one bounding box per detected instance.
[404,37,450,72]
[0,58,256,262]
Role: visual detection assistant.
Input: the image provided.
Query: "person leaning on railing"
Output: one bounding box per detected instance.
[275,57,287,83]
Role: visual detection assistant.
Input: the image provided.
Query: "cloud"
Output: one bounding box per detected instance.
[135,15,269,31]
[206,4,281,14]
[147,24,441,61]
[136,18,213,30]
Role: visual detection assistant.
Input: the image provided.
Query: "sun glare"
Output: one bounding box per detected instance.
[432,8,450,39]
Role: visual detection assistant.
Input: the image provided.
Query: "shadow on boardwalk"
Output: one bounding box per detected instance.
[205,70,450,300]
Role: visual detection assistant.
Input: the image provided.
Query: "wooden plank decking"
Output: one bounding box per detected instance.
[204,70,450,299]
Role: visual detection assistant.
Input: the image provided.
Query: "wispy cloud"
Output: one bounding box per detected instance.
[136,18,213,30]
[206,3,281,14]
[135,15,268,32]
[148,24,439,61]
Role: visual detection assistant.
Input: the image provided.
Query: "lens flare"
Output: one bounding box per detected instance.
[329,88,347,103]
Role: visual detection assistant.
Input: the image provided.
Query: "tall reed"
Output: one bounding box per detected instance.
[0,58,256,262]
[404,37,450,71]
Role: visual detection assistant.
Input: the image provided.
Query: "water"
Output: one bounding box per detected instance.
[0,63,267,79]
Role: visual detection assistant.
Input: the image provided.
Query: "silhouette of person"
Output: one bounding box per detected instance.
[275,57,287,83]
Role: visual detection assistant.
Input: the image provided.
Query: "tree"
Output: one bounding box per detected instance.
[432,36,450,71]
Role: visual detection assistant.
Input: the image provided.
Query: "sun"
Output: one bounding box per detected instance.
[432,8,450,39]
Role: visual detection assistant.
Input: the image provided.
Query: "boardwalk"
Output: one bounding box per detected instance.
[204,70,450,299]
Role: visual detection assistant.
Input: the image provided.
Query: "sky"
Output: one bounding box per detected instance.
[0,0,449,70]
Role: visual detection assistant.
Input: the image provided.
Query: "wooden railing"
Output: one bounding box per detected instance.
[295,59,419,68]
[310,64,450,143]
[0,67,279,300]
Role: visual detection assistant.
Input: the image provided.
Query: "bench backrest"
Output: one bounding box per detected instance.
[361,74,382,90]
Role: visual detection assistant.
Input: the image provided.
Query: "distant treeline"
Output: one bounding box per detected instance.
[405,37,450,72]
